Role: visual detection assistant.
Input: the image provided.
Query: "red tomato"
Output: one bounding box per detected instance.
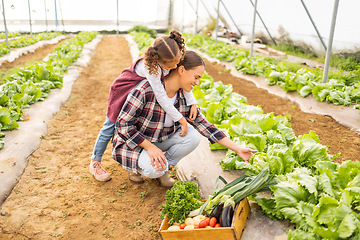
[194,225,200,229]
[198,219,207,228]
[205,217,210,226]
[215,223,221,228]
[180,223,186,229]
[209,217,217,227]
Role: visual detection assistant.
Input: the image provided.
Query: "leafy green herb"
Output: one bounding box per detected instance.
[160,181,202,225]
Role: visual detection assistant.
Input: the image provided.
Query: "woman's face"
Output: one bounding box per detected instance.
[179,65,205,92]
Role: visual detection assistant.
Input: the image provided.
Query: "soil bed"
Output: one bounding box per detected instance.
[0,35,359,239]
[0,37,70,81]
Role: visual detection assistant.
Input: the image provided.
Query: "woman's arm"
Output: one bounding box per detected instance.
[188,108,256,162]
[216,137,257,162]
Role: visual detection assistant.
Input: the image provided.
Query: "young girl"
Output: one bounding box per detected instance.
[89,30,198,182]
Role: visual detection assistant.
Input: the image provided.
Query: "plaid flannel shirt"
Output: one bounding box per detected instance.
[112,80,226,173]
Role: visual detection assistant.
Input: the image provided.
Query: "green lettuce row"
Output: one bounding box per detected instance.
[193,73,337,175]
[193,71,359,239]
[185,33,360,108]
[0,31,98,149]
[0,32,22,39]
[0,32,62,58]
[129,31,153,55]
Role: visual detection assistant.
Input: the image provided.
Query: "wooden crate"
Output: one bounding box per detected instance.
[158,198,250,240]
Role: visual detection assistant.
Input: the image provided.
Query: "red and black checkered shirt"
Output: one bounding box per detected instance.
[112,80,226,173]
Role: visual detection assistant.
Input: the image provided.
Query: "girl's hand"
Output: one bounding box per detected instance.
[189,104,198,121]
[178,117,188,137]
[147,145,167,171]
[236,147,257,162]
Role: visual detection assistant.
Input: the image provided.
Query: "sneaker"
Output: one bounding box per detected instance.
[89,160,111,182]
[128,172,144,184]
[158,172,175,188]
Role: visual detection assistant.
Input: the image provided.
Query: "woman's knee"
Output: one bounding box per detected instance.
[187,127,201,148]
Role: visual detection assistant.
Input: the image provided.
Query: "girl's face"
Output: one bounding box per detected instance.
[159,54,181,70]
[179,65,205,92]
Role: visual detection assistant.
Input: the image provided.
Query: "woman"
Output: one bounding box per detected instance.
[112,51,256,187]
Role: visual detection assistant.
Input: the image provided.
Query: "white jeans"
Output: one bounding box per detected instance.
[138,127,201,178]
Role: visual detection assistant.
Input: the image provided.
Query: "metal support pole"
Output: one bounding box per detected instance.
[220,0,243,35]
[195,0,198,34]
[1,0,9,46]
[250,0,258,57]
[215,0,220,43]
[323,0,339,83]
[28,0,33,37]
[44,0,48,33]
[249,0,276,45]
[300,0,327,51]
[58,0,65,32]
[167,0,173,30]
[116,0,119,35]
[54,0,58,32]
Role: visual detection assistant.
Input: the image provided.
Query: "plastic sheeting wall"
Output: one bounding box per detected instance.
[172,0,360,53]
[1,0,360,52]
[1,0,169,32]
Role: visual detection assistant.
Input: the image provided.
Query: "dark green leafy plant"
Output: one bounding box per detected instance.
[128,25,157,38]
[160,181,202,225]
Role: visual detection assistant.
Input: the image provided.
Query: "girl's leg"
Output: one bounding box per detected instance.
[91,117,115,162]
[89,117,114,182]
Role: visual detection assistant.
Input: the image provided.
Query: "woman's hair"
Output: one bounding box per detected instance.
[144,30,186,75]
[178,50,205,70]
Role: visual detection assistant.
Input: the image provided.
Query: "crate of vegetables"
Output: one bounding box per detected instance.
[158,169,273,240]
[158,197,250,240]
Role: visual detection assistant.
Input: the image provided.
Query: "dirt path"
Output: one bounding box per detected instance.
[0,35,359,240]
[0,36,167,240]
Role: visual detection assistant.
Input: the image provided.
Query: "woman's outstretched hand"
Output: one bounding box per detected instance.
[236,147,257,162]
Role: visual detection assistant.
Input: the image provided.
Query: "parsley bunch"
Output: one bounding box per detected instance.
[160,181,202,225]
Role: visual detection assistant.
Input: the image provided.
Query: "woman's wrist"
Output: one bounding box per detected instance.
[139,139,154,151]
[178,117,187,125]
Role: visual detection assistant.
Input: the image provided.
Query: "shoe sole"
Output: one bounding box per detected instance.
[89,165,112,182]
[129,178,145,184]
[128,177,144,184]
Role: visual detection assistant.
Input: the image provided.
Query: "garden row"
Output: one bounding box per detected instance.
[0,32,61,57]
[129,29,360,239]
[0,31,98,149]
[185,34,360,110]
[0,32,22,39]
